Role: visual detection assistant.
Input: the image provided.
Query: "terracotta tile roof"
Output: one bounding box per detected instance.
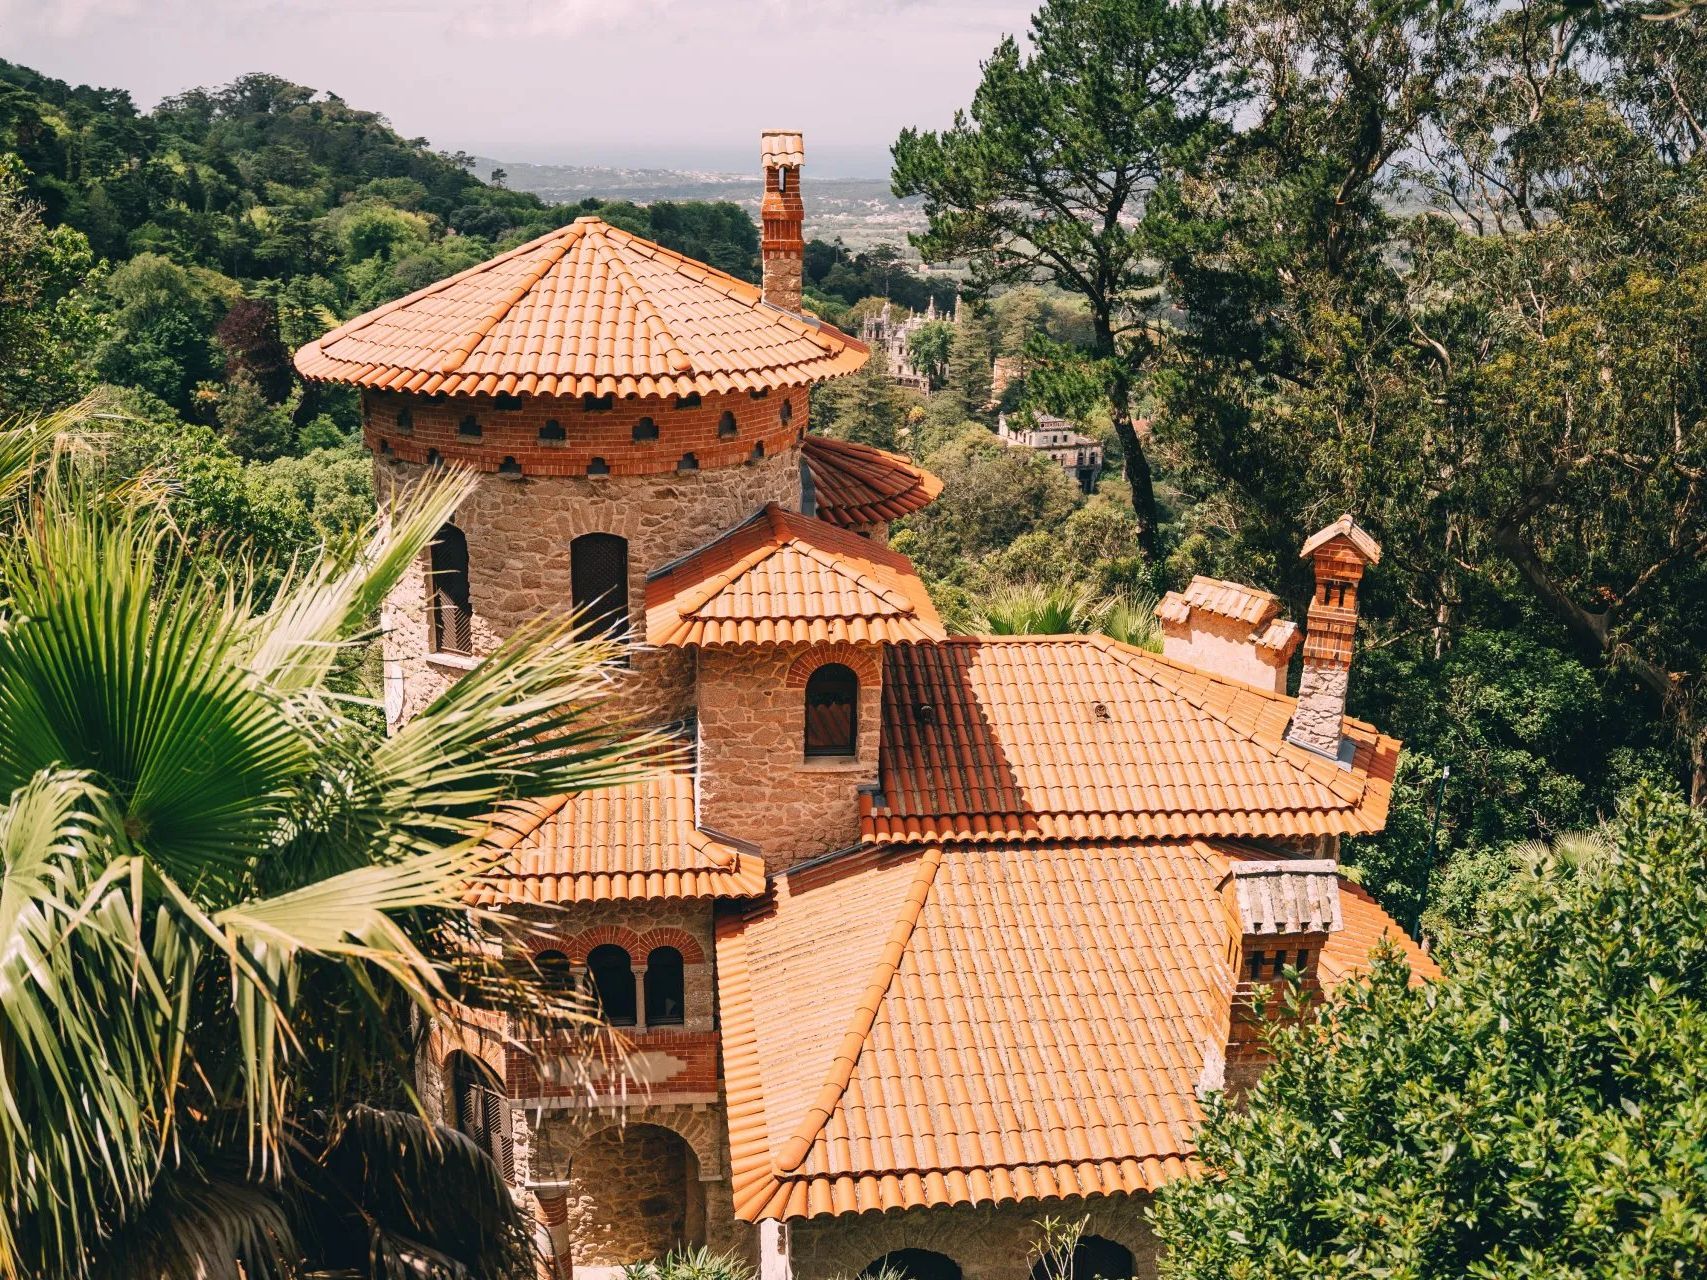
[293,217,866,400]
[645,503,945,647]
[718,839,1432,1221]
[761,130,806,168]
[1222,860,1343,935]
[471,771,764,905]
[1320,880,1439,985]
[867,636,1398,844]
[1301,514,1383,564]
[803,435,943,528]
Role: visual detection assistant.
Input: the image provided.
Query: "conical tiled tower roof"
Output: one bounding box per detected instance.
[294,216,867,399]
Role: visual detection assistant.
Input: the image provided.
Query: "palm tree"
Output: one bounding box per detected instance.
[963,578,1163,652]
[0,405,662,1279]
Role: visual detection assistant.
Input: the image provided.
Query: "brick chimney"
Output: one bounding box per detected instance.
[1214,859,1342,1098]
[760,130,805,313]
[1287,515,1382,760]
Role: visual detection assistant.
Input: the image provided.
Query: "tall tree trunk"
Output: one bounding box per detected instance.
[1097,323,1160,560]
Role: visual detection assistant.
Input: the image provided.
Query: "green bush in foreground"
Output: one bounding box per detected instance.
[1153,788,1707,1279]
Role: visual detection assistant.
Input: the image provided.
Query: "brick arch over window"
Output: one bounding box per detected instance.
[635,927,706,965]
[785,643,880,690]
[563,925,645,966]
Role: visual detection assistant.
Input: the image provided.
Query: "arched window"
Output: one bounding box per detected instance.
[644,946,685,1026]
[1028,1236,1134,1280]
[534,948,575,989]
[861,1250,961,1280]
[586,944,636,1026]
[428,523,472,655]
[805,663,859,757]
[571,533,629,642]
[447,1051,511,1177]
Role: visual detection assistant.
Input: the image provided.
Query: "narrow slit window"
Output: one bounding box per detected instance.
[571,532,629,642]
[428,523,472,656]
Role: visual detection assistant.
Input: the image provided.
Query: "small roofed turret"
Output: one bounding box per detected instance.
[1288,515,1383,760]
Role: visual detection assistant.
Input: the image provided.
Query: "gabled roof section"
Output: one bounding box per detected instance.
[1300,514,1383,565]
[645,503,945,647]
[471,771,764,905]
[718,839,1433,1221]
[1156,576,1299,653]
[868,636,1398,844]
[294,217,867,399]
[803,436,943,527]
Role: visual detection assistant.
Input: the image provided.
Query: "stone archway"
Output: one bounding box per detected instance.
[568,1122,707,1269]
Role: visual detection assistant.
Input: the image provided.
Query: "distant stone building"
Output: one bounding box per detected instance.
[295,129,1429,1280]
[997,410,1105,494]
[859,298,938,393]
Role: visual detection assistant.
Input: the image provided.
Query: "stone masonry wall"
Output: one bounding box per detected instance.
[372,434,803,726]
[788,1195,1161,1280]
[695,644,882,870]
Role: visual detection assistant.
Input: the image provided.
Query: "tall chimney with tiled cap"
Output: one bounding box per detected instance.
[1287,515,1382,760]
[760,130,805,313]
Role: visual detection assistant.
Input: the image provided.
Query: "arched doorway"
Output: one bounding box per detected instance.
[567,1123,705,1267]
[860,1249,962,1280]
[1028,1235,1135,1280]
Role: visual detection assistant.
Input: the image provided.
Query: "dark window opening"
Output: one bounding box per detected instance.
[539,419,566,441]
[458,415,482,437]
[777,170,788,194]
[677,452,699,474]
[426,448,443,466]
[718,411,738,438]
[495,393,523,410]
[1245,949,1304,982]
[586,944,636,1026]
[428,523,472,656]
[396,407,413,431]
[675,392,701,409]
[587,457,610,477]
[644,946,685,1026]
[749,442,765,463]
[861,1251,960,1280]
[582,393,615,412]
[632,417,659,442]
[379,439,392,455]
[805,663,859,757]
[749,387,770,400]
[499,456,522,477]
[535,949,575,989]
[1028,1237,1134,1280]
[571,532,629,642]
[780,398,793,425]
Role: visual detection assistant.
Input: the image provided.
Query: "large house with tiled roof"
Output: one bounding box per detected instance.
[296,131,1430,1280]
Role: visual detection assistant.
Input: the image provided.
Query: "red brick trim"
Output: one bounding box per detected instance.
[635,927,706,965]
[784,643,880,689]
[564,925,645,964]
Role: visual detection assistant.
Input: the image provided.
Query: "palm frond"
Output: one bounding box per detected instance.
[247,470,478,695]
[86,1162,300,1280]
[0,501,314,884]
[0,773,167,1280]
[1097,591,1164,652]
[963,578,1108,635]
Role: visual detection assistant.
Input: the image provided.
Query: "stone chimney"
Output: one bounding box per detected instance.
[1214,859,1342,1098]
[760,130,805,313]
[1287,515,1382,760]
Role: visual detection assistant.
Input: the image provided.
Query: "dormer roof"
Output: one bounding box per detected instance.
[472,770,765,905]
[645,504,945,647]
[294,217,866,400]
[802,435,943,527]
[1156,575,1300,653]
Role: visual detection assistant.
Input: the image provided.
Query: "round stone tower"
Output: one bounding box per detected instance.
[293,137,867,728]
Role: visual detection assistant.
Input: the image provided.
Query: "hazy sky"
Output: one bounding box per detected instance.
[2,0,1037,176]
